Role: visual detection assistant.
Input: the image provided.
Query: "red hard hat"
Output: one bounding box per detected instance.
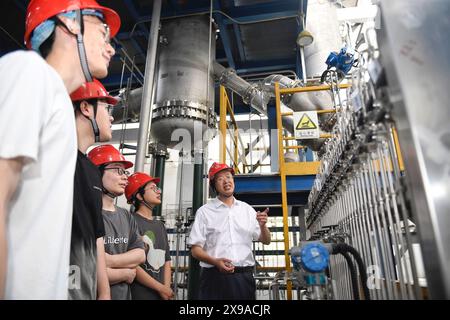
[125,172,160,203]
[208,162,235,181]
[87,144,133,168]
[25,0,121,48]
[70,79,117,105]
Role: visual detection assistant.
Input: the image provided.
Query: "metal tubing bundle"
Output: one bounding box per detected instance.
[306,61,425,300]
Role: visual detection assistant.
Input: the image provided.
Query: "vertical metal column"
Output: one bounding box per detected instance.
[187,150,205,300]
[219,86,227,164]
[135,0,162,171]
[150,143,167,218]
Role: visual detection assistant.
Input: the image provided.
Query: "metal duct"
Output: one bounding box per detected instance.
[213,61,269,114]
[304,0,343,78]
[111,87,142,123]
[260,74,332,151]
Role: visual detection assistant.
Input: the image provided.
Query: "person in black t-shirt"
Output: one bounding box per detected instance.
[69,79,116,299]
[88,145,145,300]
[125,172,173,300]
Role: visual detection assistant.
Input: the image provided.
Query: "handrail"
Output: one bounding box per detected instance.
[219,86,251,173]
[274,81,351,300]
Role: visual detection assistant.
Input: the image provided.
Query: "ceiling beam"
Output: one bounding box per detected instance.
[236,63,296,75]
[124,0,149,43]
[213,0,235,69]
[233,23,246,62]
[115,32,145,59]
[102,73,141,88]
[224,0,299,24]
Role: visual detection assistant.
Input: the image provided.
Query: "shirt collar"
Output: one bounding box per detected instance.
[213,197,239,208]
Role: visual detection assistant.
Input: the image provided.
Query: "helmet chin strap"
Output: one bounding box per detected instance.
[140,200,155,211]
[89,100,100,142]
[103,187,119,199]
[137,189,155,211]
[89,118,100,142]
[75,9,93,82]
[81,100,100,142]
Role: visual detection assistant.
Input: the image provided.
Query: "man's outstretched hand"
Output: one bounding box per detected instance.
[256,208,269,227]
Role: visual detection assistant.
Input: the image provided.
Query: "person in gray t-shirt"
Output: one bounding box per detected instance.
[125,172,173,300]
[88,145,145,300]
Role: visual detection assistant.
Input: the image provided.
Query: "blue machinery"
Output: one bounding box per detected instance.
[321,47,359,82]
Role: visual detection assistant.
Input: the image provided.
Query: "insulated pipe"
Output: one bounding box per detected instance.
[111,87,142,123]
[213,61,269,114]
[213,64,326,149]
[134,0,162,171]
[261,74,330,151]
[303,0,342,78]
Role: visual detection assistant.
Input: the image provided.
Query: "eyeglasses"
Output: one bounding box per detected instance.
[145,184,161,193]
[84,18,113,48]
[104,167,130,176]
[98,101,114,116]
[102,23,111,45]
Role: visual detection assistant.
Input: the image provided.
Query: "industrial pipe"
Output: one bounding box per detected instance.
[134,0,162,171]
[213,61,269,114]
[152,154,166,218]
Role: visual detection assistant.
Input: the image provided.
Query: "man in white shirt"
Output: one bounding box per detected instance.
[188,162,271,300]
[0,0,119,299]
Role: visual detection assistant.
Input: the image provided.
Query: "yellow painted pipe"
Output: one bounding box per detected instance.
[274,82,293,300]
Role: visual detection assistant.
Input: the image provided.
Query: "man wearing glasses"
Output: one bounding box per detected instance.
[0,0,119,299]
[88,145,145,300]
[188,162,271,300]
[69,79,117,300]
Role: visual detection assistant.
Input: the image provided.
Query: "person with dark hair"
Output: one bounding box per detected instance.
[125,173,173,300]
[88,145,145,300]
[188,162,271,300]
[0,0,120,299]
[69,79,117,300]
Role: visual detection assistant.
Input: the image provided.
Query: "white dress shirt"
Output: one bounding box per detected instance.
[188,197,261,268]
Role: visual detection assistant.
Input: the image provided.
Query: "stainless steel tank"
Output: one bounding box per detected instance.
[151,15,217,149]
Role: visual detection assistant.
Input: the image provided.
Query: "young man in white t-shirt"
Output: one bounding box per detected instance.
[0,0,120,299]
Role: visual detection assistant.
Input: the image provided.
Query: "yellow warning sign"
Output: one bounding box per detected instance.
[296,113,317,130]
[293,111,319,139]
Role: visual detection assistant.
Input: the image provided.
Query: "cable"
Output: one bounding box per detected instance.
[332,243,371,300]
[340,251,360,300]
[0,26,25,49]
